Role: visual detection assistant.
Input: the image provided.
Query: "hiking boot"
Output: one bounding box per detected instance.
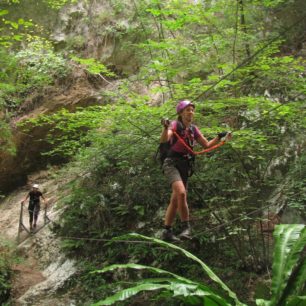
[162,229,180,242]
[178,227,192,240]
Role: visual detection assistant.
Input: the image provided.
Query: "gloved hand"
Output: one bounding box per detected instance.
[217,131,227,139]
[161,118,170,129]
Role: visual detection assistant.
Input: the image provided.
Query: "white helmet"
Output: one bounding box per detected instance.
[32,184,39,189]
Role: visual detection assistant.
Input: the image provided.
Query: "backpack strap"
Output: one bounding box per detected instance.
[170,120,178,144]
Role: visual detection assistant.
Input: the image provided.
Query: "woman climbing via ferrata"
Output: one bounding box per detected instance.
[21,184,46,232]
[160,100,232,241]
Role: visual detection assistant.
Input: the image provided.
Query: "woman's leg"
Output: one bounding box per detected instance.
[29,210,33,230]
[172,180,189,222]
[162,158,190,241]
[162,180,189,241]
[172,180,191,239]
[164,192,178,226]
[33,205,40,228]
[33,213,38,227]
[165,180,188,225]
[162,183,181,241]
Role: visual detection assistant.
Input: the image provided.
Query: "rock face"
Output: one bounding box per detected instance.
[3,0,139,72]
[0,69,103,194]
[51,0,138,74]
[14,256,77,306]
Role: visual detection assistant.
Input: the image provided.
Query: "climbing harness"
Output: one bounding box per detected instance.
[156,120,197,165]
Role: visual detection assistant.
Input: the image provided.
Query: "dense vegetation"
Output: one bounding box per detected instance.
[0,239,17,305]
[0,0,305,305]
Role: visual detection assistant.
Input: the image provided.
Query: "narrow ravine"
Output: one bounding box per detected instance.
[0,169,77,306]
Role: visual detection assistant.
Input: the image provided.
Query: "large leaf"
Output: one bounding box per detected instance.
[141,279,232,305]
[281,245,306,301]
[92,283,168,305]
[95,263,231,305]
[121,233,245,305]
[257,225,306,306]
[166,282,232,306]
[270,224,306,305]
[96,263,197,285]
[93,281,231,306]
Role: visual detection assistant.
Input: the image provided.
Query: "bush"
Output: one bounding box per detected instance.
[0,240,15,305]
[15,39,70,88]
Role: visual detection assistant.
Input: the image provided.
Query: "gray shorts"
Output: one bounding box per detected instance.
[162,157,187,186]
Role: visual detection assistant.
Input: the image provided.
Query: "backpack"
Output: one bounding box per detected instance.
[155,120,196,166]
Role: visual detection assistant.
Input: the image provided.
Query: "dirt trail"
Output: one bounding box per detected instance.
[11,261,46,300]
[0,187,26,241]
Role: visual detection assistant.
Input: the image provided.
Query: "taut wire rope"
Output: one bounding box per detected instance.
[37,198,281,245]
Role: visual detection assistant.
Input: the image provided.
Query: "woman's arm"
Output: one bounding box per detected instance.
[160,128,173,143]
[21,193,29,204]
[197,133,220,148]
[160,120,173,143]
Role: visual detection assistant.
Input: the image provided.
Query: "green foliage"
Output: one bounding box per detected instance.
[65,35,86,50]
[17,97,168,159]
[90,225,305,306]
[93,233,245,306]
[256,224,306,306]
[71,56,116,77]
[1,0,306,303]
[42,0,77,10]
[2,1,20,4]
[36,8,305,306]
[0,38,70,111]
[53,102,171,249]
[253,0,288,8]
[123,0,305,103]
[0,239,16,305]
[51,89,305,266]
[15,39,70,86]
[229,51,306,98]
[0,48,25,109]
[0,8,33,47]
[286,154,306,220]
[0,10,9,17]
[18,106,108,158]
[0,119,16,155]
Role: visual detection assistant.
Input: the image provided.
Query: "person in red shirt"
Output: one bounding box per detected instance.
[160,100,231,241]
[21,184,46,231]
